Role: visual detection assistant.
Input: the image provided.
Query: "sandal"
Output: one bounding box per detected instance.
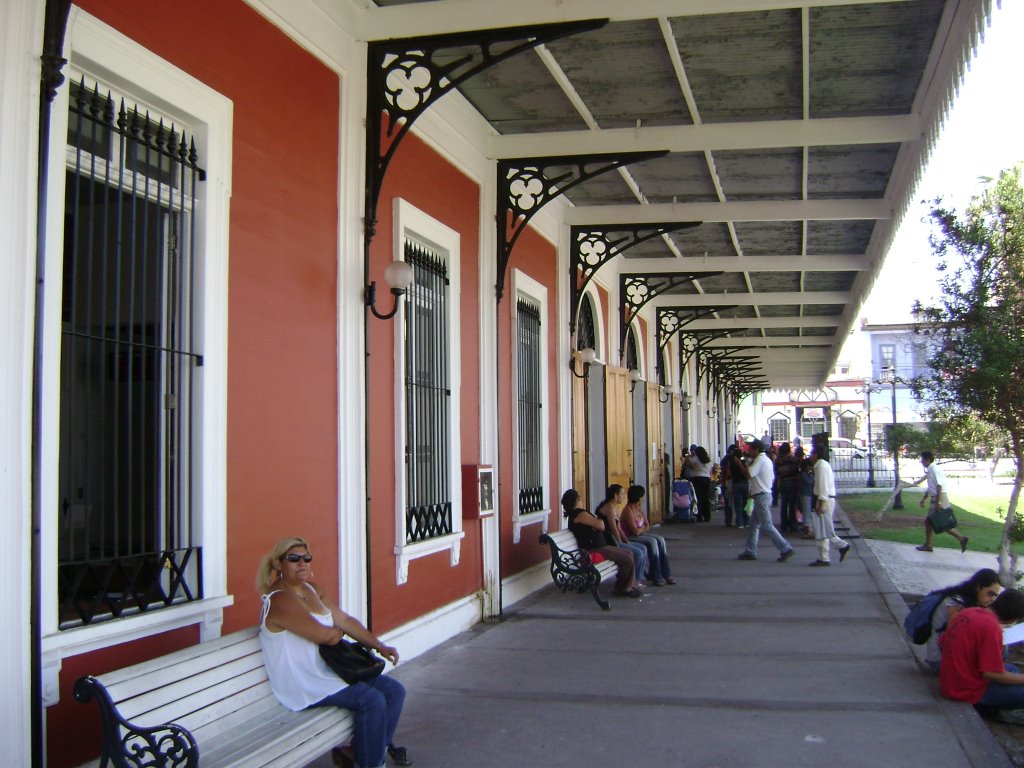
[388,745,412,766]
[665,577,676,585]
[654,579,667,586]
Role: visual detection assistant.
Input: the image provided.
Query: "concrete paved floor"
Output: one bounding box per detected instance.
[306,515,1012,768]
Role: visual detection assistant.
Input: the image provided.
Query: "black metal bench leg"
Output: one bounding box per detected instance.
[591,583,611,610]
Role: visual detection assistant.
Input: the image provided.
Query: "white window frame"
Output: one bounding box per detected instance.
[392,198,463,585]
[510,269,550,544]
[38,9,233,702]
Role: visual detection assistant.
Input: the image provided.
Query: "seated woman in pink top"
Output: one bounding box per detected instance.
[620,485,675,586]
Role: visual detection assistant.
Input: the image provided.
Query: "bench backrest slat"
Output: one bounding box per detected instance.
[119,662,267,725]
[96,628,260,691]
[545,529,582,551]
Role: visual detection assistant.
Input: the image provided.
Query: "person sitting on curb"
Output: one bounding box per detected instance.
[561,489,642,599]
[734,438,795,563]
[807,448,851,567]
[940,588,1024,715]
[620,484,675,586]
[910,451,968,553]
[925,568,1002,673]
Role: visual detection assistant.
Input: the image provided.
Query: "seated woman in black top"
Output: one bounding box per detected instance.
[561,489,641,598]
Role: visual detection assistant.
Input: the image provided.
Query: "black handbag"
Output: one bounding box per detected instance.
[318,639,386,683]
[927,505,958,534]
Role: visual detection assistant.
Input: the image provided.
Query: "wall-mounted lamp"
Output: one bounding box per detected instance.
[659,384,678,404]
[570,347,597,379]
[707,404,718,418]
[681,392,692,411]
[366,260,415,320]
[629,368,643,393]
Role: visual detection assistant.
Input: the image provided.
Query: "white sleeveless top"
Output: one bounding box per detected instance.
[259,587,347,711]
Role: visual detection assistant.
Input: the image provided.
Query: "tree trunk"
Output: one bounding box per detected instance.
[997,430,1023,586]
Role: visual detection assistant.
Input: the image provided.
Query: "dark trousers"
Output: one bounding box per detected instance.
[778,483,799,532]
[691,476,712,521]
[592,545,635,592]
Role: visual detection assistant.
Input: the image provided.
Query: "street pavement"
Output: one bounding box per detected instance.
[306,512,1012,768]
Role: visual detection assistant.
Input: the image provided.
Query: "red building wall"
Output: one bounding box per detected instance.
[50,2,340,764]
[366,129,483,632]
[497,226,562,576]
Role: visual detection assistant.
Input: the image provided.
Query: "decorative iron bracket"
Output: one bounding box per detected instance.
[619,271,722,361]
[497,150,668,300]
[364,19,607,246]
[569,222,700,334]
[656,306,737,353]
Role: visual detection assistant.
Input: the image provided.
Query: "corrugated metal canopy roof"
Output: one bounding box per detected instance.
[364,0,993,389]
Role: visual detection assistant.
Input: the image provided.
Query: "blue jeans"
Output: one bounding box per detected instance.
[631,534,670,581]
[732,482,749,526]
[743,492,793,557]
[979,663,1024,710]
[312,675,406,768]
[620,540,649,583]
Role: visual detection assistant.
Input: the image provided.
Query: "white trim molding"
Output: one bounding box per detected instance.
[37,10,234,694]
[509,269,552,544]
[392,198,464,585]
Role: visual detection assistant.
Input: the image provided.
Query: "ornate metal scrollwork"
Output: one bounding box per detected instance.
[74,676,199,768]
[496,150,667,300]
[618,272,722,361]
[568,222,700,333]
[364,19,607,245]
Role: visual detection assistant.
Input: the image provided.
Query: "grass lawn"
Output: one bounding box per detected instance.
[838,480,1023,555]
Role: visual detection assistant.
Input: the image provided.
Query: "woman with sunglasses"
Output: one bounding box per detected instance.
[257,537,410,768]
[925,568,1002,673]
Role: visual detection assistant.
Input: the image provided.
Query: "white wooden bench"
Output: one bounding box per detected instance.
[74,626,353,768]
[538,529,618,610]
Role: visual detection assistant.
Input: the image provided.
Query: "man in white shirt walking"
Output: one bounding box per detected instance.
[736,439,794,562]
[808,448,851,566]
[914,451,968,553]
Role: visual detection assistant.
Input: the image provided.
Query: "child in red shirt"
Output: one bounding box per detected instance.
[940,589,1024,712]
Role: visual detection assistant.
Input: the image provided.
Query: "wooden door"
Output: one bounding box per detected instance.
[672,392,683,477]
[571,356,588,508]
[604,366,632,491]
[646,382,665,523]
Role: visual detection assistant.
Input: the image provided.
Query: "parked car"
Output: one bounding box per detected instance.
[828,437,869,460]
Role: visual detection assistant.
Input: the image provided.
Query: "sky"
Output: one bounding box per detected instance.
[844,0,1023,348]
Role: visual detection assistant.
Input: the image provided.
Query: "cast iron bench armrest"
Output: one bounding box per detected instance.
[539,530,616,610]
[74,675,198,768]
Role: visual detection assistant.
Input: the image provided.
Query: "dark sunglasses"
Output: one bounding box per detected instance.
[283,553,313,563]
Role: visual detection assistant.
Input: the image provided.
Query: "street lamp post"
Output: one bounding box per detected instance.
[855,379,883,488]
[881,364,904,509]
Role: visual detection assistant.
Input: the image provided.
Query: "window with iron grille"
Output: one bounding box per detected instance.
[516,298,543,514]
[837,413,858,440]
[576,294,596,352]
[768,417,790,443]
[56,76,205,629]
[625,327,639,372]
[403,240,452,543]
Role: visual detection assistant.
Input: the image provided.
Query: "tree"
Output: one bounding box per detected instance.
[913,164,1024,584]
[888,408,1007,460]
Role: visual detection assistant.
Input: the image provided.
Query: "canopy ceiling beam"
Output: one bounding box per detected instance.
[648,291,850,308]
[358,0,918,41]
[683,317,840,330]
[490,114,919,158]
[618,255,870,273]
[565,199,890,225]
